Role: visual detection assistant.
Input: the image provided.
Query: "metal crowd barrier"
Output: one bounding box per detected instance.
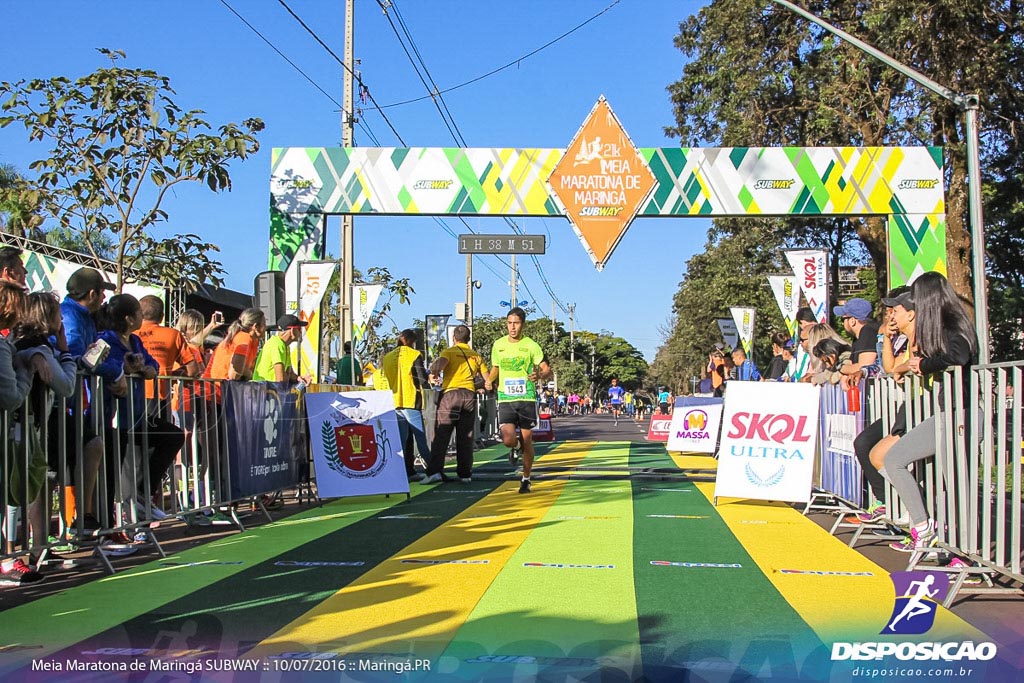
[2,372,316,576]
[815,362,1024,604]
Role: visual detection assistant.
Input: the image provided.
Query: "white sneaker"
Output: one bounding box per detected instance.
[408,473,427,482]
[459,477,472,483]
[421,473,443,484]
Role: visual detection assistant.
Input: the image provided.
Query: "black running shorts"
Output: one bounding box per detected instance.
[498,401,538,431]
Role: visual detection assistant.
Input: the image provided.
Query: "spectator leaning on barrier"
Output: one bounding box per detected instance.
[882,272,979,553]
[10,292,78,571]
[424,324,487,484]
[252,314,308,383]
[382,329,432,482]
[97,294,185,521]
[834,297,881,384]
[206,308,266,383]
[854,287,916,523]
[0,280,43,585]
[137,295,199,408]
[59,267,119,532]
[731,347,762,381]
[804,323,847,385]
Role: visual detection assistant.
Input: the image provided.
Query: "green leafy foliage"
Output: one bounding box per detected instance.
[0,49,263,290]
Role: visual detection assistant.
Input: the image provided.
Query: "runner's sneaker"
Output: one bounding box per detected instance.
[408,473,427,483]
[459,477,472,483]
[518,478,531,494]
[0,559,44,586]
[890,522,939,552]
[421,473,443,484]
[857,502,886,523]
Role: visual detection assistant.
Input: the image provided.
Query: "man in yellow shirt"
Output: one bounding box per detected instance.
[382,329,431,482]
[423,325,487,483]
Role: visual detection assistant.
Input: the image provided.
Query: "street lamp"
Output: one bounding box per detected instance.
[770,0,989,363]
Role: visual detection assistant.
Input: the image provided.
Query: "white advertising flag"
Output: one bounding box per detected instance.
[785,249,829,323]
[306,390,411,498]
[729,307,756,355]
[767,274,800,337]
[352,284,384,344]
[717,318,739,351]
[713,382,820,504]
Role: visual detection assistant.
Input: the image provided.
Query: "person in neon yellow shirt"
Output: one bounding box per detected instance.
[252,314,306,382]
[484,307,552,494]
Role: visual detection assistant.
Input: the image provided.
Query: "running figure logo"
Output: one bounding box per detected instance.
[882,571,950,635]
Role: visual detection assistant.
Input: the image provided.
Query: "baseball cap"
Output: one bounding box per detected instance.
[66,267,116,298]
[276,314,308,330]
[833,297,873,321]
[880,291,915,310]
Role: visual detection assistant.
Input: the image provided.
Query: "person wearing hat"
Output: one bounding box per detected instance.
[833,297,881,384]
[252,314,307,383]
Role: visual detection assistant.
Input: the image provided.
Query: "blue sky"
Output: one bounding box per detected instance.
[0,0,711,361]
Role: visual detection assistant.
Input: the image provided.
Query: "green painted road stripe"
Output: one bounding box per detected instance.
[630,442,828,680]
[439,442,641,681]
[0,486,448,674]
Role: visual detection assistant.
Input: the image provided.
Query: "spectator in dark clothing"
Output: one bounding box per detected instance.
[833,297,881,386]
[764,330,791,380]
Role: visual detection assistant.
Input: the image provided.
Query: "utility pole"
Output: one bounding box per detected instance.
[771,0,989,363]
[569,303,576,363]
[551,301,556,344]
[510,254,517,310]
[340,0,355,376]
[465,253,473,331]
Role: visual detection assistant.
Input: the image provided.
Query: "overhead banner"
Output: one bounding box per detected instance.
[767,274,800,337]
[352,283,384,346]
[295,261,336,382]
[667,397,724,454]
[223,382,304,500]
[785,249,829,323]
[272,143,945,277]
[729,307,756,355]
[306,390,410,499]
[716,318,739,351]
[714,382,820,504]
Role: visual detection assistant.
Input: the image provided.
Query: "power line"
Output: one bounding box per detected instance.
[275,0,407,144]
[379,0,622,109]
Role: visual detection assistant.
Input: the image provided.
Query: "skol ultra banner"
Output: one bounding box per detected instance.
[352,283,384,345]
[223,382,304,500]
[785,249,829,323]
[305,390,410,498]
[729,307,756,355]
[714,381,820,504]
[717,318,739,351]
[294,261,336,382]
[768,274,800,337]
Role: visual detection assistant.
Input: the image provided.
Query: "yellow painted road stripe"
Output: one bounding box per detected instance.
[695,483,989,643]
[250,441,597,659]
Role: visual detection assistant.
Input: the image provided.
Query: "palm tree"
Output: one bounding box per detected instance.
[0,163,43,237]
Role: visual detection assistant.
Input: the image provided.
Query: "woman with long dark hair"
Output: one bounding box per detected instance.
[97,295,184,522]
[881,271,978,552]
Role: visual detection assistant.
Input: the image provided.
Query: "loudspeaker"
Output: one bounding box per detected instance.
[253,270,286,323]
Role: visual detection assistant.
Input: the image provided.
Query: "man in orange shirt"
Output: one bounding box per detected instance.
[137,295,199,409]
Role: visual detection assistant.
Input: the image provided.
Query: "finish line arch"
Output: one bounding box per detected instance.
[269,105,946,378]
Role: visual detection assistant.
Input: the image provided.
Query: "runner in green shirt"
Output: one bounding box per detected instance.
[484,307,552,494]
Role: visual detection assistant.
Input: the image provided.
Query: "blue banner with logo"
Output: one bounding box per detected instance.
[223,381,305,499]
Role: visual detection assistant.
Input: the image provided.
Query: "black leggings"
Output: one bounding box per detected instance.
[853,418,887,503]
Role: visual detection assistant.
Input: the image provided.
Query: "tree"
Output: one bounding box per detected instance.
[0,49,263,291]
[666,0,1024,318]
[0,163,44,237]
[649,220,787,392]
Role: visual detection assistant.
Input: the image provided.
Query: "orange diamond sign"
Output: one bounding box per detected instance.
[547,96,656,270]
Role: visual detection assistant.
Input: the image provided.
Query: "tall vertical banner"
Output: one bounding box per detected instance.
[714,382,820,504]
[296,262,337,382]
[785,249,829,323]
[716,318,739,351]
[767,274,800,337]
[352,283,384,347]
[729,307,756,355]
[424,314,450,364]
[306,390,410,498]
